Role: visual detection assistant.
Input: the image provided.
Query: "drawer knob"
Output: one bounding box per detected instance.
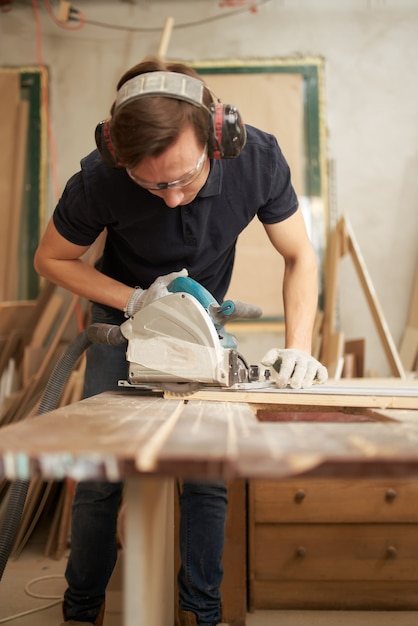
[296,546,307,558]
[294,489,306,503]
[385,488,397,503]
[386,545,398,559]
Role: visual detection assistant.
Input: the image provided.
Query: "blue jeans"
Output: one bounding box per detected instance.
[63,305,228,625]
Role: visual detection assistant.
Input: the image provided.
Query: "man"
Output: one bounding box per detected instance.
[34,56,327,626]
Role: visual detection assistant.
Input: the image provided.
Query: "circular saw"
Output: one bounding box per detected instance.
[118,277,270,397]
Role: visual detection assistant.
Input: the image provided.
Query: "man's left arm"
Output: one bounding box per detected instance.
[262,208,328,388]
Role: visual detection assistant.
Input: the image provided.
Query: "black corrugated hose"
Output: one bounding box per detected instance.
[0,323,126,581]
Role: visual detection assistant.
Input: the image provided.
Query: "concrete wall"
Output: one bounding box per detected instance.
[1,0,417,376]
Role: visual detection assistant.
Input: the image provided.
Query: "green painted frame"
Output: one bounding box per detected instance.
[20,67,46,299]
[0,66,46,299]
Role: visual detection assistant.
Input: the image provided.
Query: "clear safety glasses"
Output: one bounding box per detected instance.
[127,145,207,191]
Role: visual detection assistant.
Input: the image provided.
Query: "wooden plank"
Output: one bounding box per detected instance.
[1,293,80,424]
[0,72,20,302]
[407,262,418,329]
[0,332,22,381]
[10,477,45,558]
[183,380,418,410]
[4,99,29,300]
[343,337,365,377]
[343,215,406,378]
[29,293,64,348]
[321,221,342,366]
[322,215,407,378]
[0,355,18,417]
[44,483,65,558]
[0,301,36,335]
[399,326,418,372]
[311,308,323,360]
[325,331,345,379]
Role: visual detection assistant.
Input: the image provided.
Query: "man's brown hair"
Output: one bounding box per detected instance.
[110,57,213,168]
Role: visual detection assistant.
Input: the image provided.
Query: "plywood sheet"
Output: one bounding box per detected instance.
[203,73,304,317]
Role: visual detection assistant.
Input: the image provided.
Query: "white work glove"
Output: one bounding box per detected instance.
[124,268,188,318]
[261,348,328,390]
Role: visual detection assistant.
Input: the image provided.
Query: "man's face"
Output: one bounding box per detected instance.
[127,125,210,208]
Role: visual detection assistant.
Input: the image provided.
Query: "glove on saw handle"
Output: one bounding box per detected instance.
[124,269,188,317]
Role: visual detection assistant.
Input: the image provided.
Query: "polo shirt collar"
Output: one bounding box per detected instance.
[196,159,222,198]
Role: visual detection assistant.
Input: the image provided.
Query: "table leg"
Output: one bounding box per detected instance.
[124,476,174,626]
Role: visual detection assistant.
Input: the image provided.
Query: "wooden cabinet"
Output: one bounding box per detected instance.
[248,478,418,610]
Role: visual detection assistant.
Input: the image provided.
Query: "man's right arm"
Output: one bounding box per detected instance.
[34,218,133,312]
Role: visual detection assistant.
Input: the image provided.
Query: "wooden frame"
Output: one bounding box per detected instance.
[190,58,328,318]
[0,66,46,300]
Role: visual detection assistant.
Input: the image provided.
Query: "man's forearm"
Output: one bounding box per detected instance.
[35,257,132,312]
[282,256,318,353]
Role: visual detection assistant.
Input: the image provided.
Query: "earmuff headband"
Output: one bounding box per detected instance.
[114,71,208,113]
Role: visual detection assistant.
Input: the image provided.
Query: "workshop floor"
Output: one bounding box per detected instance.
[1,534,418,626]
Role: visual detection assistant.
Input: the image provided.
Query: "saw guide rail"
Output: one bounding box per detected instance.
[177,379,418,410]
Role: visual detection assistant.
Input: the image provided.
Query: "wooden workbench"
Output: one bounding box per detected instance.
[0,380,417,624]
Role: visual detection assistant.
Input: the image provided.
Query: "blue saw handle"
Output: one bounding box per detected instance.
[168,276,220,310]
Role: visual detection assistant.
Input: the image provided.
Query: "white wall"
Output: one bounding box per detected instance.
[1,0,417,376]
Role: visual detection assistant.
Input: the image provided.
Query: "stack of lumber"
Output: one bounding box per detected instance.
[319,215,406,380]
[0,281,89,559]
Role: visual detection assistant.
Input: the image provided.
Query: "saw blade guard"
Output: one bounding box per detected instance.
[168,276,238,348]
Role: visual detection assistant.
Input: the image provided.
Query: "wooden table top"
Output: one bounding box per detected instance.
[0,380,417,482]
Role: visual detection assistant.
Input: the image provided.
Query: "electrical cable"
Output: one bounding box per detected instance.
[0,575,64,623]
[67,0,271,32]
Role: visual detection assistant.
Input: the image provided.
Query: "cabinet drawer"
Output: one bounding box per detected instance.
[250,580,418,610]
[251,479,418,523]
[253,523,418,581]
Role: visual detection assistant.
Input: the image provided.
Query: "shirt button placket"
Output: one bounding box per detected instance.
[182,206,197,246]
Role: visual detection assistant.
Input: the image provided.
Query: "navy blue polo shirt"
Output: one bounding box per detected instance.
[53,125,298,305]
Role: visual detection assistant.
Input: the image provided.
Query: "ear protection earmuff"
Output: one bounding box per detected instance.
[94,71,247,167]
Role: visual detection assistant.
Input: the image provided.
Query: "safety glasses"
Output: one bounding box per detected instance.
[127,145,207,190]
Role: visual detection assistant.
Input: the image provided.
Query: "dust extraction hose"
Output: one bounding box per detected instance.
[0,323,126,582]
